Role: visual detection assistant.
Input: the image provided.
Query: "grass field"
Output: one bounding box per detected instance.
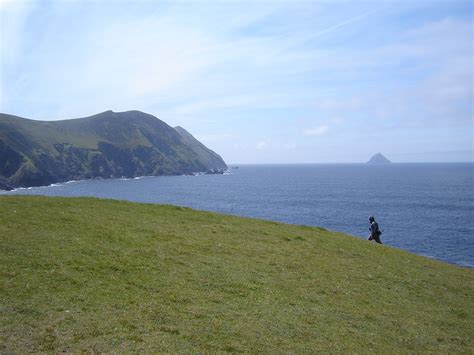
[1,196,472,352]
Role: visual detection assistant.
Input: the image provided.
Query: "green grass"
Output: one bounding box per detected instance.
[1,196,473,352]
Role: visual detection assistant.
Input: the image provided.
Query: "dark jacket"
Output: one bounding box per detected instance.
[370,221,380,237]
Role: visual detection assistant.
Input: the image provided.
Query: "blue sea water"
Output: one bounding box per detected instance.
[2,163,473,268]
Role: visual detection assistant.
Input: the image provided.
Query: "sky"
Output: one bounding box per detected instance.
[0,0,472,163]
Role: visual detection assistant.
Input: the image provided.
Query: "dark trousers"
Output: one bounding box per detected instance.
[368,234,382,244]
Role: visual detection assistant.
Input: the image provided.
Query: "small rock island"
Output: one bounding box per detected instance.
[367,153,391,164]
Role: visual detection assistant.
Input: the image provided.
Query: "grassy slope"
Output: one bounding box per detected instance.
[0,113,101,152]
[0,196,472,353]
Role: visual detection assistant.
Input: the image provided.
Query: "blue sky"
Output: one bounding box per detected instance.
[1,0,472,163]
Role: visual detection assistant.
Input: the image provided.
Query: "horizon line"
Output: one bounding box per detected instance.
[228,162,474,165]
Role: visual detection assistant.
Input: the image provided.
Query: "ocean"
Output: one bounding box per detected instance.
[2,163,473,268]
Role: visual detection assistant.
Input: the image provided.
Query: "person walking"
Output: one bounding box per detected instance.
[368,216,382,244]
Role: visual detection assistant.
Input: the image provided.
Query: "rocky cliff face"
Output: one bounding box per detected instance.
[0,110,227,190]
[174,126,227,172]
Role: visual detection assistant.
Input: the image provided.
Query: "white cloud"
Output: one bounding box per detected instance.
[171,96,259,116]
[305,125,329,136]
[283,143,297,150]
[1,1,472,162]
[0,0,36,109]
[0,0,14,8]
[0,0,34,63]
[12,3,303,119]
[330,116,344,124]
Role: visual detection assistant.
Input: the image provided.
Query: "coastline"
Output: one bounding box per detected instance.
[0,169,229,192]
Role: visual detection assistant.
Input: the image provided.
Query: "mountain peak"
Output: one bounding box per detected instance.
[0,111,227,189]
[367,153,391,164]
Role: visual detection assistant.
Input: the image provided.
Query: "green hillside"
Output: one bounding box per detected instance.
[0,111,227,190]
[0,196,472,352]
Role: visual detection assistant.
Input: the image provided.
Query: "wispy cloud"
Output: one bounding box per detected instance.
[256,141,268,150]
[300,7,382,42]
[1,0,472,162]
[195,133,233,143]
[305,125,329,136]
[0,0,36,107]
[283,143,297,150]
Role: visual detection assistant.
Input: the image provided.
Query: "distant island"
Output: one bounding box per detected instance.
[367,153,391,164]
[0,110,227,190]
